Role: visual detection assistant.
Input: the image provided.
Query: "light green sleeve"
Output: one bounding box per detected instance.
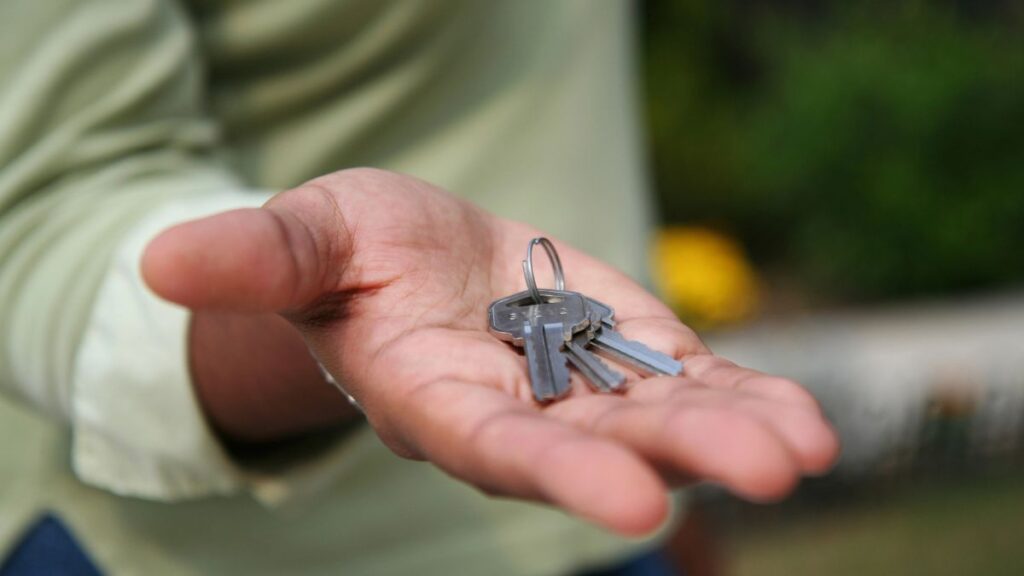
[0,0,231,411]
[0,0,276,496]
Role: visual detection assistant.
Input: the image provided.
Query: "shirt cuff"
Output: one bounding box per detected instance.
[70,189,279,501]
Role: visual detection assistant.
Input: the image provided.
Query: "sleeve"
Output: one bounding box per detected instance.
[70,192,271,499]
[0,0,330,500]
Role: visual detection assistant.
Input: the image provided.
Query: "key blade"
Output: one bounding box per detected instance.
[543,322,573,397]
[566,334,626,393]
[522,322,571,402]
[523,323,556,401]
[591,328,683,377]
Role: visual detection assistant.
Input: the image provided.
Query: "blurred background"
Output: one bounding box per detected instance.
[640,1,1024,574]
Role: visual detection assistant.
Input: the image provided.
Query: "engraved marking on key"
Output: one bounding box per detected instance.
[489,289,589,344]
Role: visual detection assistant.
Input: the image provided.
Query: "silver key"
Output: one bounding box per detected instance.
[490,236,684,403]
[489,289,590,402]
[582,298,684,376]
[590,327,683,376]
[564,331,626,392]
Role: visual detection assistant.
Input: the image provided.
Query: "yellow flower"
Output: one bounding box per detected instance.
[651,226,760,328]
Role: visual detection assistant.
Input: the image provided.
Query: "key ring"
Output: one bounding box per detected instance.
[522,237,565,304]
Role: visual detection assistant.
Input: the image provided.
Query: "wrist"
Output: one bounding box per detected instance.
[188,310,359,443]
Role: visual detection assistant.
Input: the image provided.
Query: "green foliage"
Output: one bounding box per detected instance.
[643,0,1024,301]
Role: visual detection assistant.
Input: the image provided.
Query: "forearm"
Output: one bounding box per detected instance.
[189,310,361,443]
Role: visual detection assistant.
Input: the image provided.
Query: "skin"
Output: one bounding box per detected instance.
[142,168,840,536]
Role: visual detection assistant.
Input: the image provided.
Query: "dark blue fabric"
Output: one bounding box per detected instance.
[0,514,103,576]
[1,513,670,576]
[575,550,679,576]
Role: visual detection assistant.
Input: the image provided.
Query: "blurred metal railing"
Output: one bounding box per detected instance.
[706,290,1024,480]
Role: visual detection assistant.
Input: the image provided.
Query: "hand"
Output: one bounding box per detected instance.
[143,168,839,535]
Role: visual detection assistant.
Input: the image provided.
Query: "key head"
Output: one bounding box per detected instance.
[488,289,590,344]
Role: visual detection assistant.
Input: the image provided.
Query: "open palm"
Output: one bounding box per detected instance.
[144,168,838,535]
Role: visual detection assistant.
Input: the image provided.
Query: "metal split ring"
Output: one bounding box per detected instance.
[522,237,565,304]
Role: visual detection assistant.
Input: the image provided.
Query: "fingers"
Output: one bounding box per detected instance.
[595,310,815,410]
[626,380,839,475]
[389,380,670,536]
[681,354,823,410]
[142,185,350,313]
[316,327,669,535]
[548,395,803,502]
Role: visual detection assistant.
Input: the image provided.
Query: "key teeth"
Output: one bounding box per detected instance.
[551,355,573,398]
[547,329,573,398]
[524,322,573,402]
[598,358,626,389]
[604,368,628,391]
[587,353,626,391]
[527,355,552,401]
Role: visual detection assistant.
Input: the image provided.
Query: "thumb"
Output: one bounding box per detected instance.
[141,187,350,313]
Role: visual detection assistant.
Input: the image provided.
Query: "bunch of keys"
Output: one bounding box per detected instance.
[488,238,684,403]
